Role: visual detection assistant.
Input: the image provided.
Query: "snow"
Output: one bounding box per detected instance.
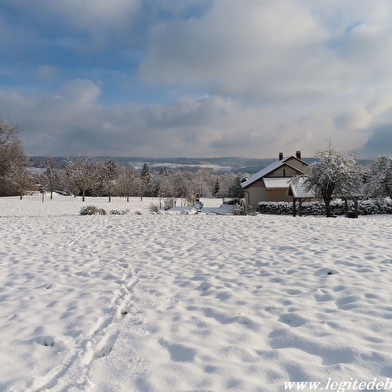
[1,194,392,391]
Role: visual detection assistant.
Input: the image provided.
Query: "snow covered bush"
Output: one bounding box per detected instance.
[79,205,107,215]
[164,198,176,210]
[258,199,392,216]
[150,203,160,214]
[232,200,257,216]
[109,209,129,215]
[185,194,197,206]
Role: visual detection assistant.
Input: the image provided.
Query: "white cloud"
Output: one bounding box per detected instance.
[0,82,364,158]
[60,79,102,105]
[139,0,392,104]
[2,1,392,158]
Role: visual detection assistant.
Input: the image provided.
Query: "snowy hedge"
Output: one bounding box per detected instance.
[258,199,392,216]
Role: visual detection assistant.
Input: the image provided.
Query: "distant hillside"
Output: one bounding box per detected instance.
[27,155,328,175]
[29,156,295,174]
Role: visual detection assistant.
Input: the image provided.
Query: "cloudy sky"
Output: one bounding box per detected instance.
[1,0,392,158]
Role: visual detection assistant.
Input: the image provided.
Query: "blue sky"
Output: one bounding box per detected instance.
[1,0,392,158]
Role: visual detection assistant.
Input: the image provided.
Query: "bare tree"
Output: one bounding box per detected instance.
[98,159,118,202]
[193,169,215,198]
[116,166,137,202]
[5,160,33,199]
[0,119,18,147]
[40,159,62,199]
[0,119,31,197]
[65,157,98,202]
[365,155,392,199]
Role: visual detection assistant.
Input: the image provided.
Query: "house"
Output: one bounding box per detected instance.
[241,151,310,208]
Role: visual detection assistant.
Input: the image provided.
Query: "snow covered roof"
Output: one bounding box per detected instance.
[288,179,316,199]
[263,178,291,189]
[241,156,307,188]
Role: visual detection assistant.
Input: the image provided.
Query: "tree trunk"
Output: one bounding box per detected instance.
[325,200,332,217]
[82,189,85,202]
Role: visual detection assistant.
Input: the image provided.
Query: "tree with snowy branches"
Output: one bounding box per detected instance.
[301,143,363,217]
[98,159,118,202]
[116,166,137,202]
[139,163,152,200]
[0,118,31,197]
[40,159,62,199]
[212,179,220,197]
[65,157,98,202]
[365,155,392,199]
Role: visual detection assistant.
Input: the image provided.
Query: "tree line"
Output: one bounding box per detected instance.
[0,117,245,201]
[1,117,392,211]
[40,158,245,203]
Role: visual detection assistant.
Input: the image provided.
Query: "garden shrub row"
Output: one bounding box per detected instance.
[79,206,130,215]
[258,199,392,216]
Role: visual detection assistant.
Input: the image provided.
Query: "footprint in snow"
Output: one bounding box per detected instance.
[36,335,55,347]
[158,338,196,362]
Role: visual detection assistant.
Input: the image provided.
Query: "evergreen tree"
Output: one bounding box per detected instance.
[212,179,220,197]
[139,163,152,199]
[228,176,244,198]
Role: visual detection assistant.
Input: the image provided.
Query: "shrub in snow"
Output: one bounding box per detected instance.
[232,200,257,216]
[185,194,197,206]
[192,201,203,212]
[223,198,241,205]
[109,209,129,215]
[258,199,392,216]
[358,198,392,215]
[150,203,160,214]
[164,198,176,210]
[79,205,107,215]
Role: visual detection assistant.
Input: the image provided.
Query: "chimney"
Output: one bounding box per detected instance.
[279,152,283,160]
[296,151,301,159]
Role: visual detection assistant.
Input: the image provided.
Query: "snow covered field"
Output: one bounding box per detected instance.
[1,194,392,392]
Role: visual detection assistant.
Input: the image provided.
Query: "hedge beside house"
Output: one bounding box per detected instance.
[258,199,392,216]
